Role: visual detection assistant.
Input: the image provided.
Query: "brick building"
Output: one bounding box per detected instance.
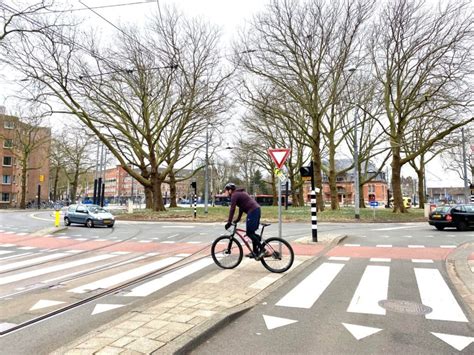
[0,110,51,208]
[303,159,389,206]
[84,165,191,204]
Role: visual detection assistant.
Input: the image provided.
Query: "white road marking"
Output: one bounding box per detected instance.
[276,263,345,309]
[425,235,434,238]
[91,304,125,315]
[0,252,33,261]
[75,238,87,241]
[0,250,14,255]
[0,244,16,247]
[18,247,36,250]
[328,257,350,261]
[58,236,70,239]
[376,245,392,248]
[0,254,118,285]
[111,251,131,255]
[0,322,17,332]
[66,250,83,254]
[414,268,468,322]
[125,258,214,297]
[187,241,201,244]
[344,244,360,247]
[138,240,152,243]
[412,259,433,263]
[175,253,191,257]
[440,245,456,248]
[167,234,179,239]
[30,300,66,311]
[400,235,413,238]
[263,315,298,330]
[161,241,175,244]
[68,257,182,294]
[0,253,68,272]
[374,226,417,231]
[342,323,382,340]
[431,332,474,351]
[347,265,389,315]
[370,258,391,262]
[408,245,425,248]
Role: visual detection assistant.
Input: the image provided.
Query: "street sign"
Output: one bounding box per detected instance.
[274,168,287,182]
[39,175,44,182]
[268,148,291,169]
[370,201,378,207]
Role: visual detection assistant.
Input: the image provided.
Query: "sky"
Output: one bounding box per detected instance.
[0,0,468,188]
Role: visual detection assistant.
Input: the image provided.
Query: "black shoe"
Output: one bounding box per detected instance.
[245,252,257,259]
[255,249,272,261]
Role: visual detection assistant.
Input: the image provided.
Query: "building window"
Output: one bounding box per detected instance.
[368,184,375,193]
[2,175,11,184]
[1,193,10,202]
[3,121,14,129]
[3,156,13,166]
[3,139,13,148]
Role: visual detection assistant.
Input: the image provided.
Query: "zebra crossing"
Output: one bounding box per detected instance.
[273,257,469,323]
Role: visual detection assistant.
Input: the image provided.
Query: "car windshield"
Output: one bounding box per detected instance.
[434,207,451,213]
[88,206,108,214]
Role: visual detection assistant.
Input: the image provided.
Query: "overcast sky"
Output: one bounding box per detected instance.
[0,0,467,188]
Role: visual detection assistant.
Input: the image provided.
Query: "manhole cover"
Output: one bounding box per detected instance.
[378,300,432,315]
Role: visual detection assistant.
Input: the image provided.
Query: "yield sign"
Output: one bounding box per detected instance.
[268,148,291,169]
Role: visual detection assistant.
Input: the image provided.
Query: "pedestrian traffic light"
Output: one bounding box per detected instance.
[300,165,313,177]
[191,181,197,189]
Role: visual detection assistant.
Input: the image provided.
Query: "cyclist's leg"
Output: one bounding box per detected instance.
[246,208,262,254]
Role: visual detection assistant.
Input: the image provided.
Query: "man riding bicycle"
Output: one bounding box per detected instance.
[223,182,268,259]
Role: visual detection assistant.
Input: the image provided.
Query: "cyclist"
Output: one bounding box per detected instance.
[223,182,267,259]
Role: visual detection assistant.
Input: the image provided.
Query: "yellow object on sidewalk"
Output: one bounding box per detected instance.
[55,210,60,227]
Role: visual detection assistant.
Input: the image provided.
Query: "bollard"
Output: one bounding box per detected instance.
[311,190,317,242]
[55,210,60,227]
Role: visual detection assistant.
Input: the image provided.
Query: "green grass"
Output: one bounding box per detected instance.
[115,205,427,223]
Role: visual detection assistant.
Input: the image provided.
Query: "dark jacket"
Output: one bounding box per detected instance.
[227,188,260,223]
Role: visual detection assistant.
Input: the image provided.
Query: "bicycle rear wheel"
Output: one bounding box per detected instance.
[260,237,294,273]
[211,235,243,269]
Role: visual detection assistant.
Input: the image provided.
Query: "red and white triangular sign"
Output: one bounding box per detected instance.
[268,148,291,169]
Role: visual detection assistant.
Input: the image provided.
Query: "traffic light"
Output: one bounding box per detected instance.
[191,181,197,189]
[300,165,313,177]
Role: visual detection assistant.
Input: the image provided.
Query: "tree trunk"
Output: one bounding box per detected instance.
[151,174,166,212]
[417,169,425,209]
[20,161,28,209]
[145,186,153,209]
[312,148,325,212]
[391,153,406,213]
[328,150,339,210]
[70,169,79,204]
[169,171,178,208]
[298,183,305,207]
[53,166,60,200]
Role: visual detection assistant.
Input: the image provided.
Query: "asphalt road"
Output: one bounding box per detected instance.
[1,210,473,353]
[193,224,474,354]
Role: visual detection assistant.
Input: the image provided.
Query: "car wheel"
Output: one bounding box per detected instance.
[64,217,71,226]
[86,219,94,228]
[456,221,468,231]
[435,225,444,231]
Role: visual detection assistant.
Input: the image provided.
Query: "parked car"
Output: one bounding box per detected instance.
[64,204,115,228]
[428,204,474,231]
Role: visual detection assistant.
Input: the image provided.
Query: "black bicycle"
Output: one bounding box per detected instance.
[211,223,294,273]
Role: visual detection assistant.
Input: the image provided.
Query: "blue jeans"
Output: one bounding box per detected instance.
[246,208,261,253]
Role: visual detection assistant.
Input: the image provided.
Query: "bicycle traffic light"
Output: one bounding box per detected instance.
[300,165,313,177]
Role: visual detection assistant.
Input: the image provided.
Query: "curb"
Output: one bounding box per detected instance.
[445,241,474,318]
[160,235,347,355]
[29,226,68,237]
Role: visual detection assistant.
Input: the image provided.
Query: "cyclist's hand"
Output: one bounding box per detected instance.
[225,222,232,230]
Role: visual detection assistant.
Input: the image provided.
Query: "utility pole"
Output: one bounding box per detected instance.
[353,108,360,219]
[462,128,469,203]
[204,126,209,214]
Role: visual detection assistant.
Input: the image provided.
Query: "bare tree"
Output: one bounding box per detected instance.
[369,0,474,212]
[4,7,231,211]
[237,0,375,211]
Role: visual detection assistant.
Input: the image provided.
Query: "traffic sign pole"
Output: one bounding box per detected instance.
[278,178,282,240]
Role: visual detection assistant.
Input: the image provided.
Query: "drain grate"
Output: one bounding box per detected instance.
[378,299,432,315]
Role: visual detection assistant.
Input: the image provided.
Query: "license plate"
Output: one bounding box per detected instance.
[103,219,111,224]
[432,214,441,218]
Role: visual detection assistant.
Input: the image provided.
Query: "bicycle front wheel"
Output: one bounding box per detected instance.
[211,235,243,269]
[260,237,294,273]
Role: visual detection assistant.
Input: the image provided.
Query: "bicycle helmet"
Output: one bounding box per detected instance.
[224,182,236,191]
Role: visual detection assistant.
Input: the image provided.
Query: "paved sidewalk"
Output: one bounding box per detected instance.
[55,234,342,355]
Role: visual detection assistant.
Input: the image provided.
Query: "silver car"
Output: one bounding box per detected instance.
[64,204,115,228]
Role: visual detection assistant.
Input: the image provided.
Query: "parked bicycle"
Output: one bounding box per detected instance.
[211,223,294,273]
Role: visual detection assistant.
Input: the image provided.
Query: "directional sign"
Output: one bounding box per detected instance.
[274,168,287,182]
[268,148,291,169]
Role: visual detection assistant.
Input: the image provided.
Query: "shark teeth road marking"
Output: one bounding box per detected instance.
[342,323,382,340]
[30,300,66,311]
[263,315,298,330]
[431,332,474,351]
[91,304,125,315]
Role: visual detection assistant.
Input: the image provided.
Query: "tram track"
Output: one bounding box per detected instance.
[0,242,213,336]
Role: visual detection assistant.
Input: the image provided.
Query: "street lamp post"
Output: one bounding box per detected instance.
[353,107,360,219]
[204,126,209,214]
[462,128,470,203]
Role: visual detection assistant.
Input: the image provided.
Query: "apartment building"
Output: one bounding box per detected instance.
[0,108,51,208]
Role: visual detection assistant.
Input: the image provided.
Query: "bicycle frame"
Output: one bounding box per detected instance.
[228,223,268,254]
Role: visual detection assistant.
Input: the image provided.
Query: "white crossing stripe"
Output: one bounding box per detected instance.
[347,265,389,315]
[374,226,417,231]
[344,244,360,247]
[0,244,16,247]
[0,253,68,272]
[370,258,391,262]
[0,252,33,261]
[440,245,456,248]
[276,263,345,309]
[328,257,350,261]
[125,258,214,297]
[414,268,468,322]
[408,245,425,248]
[376,245,392,248]
[412,259,433,263]
[0,254,117,285]
[68,257,182,294]
[0,250,14,255]
[18,246,36,250]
